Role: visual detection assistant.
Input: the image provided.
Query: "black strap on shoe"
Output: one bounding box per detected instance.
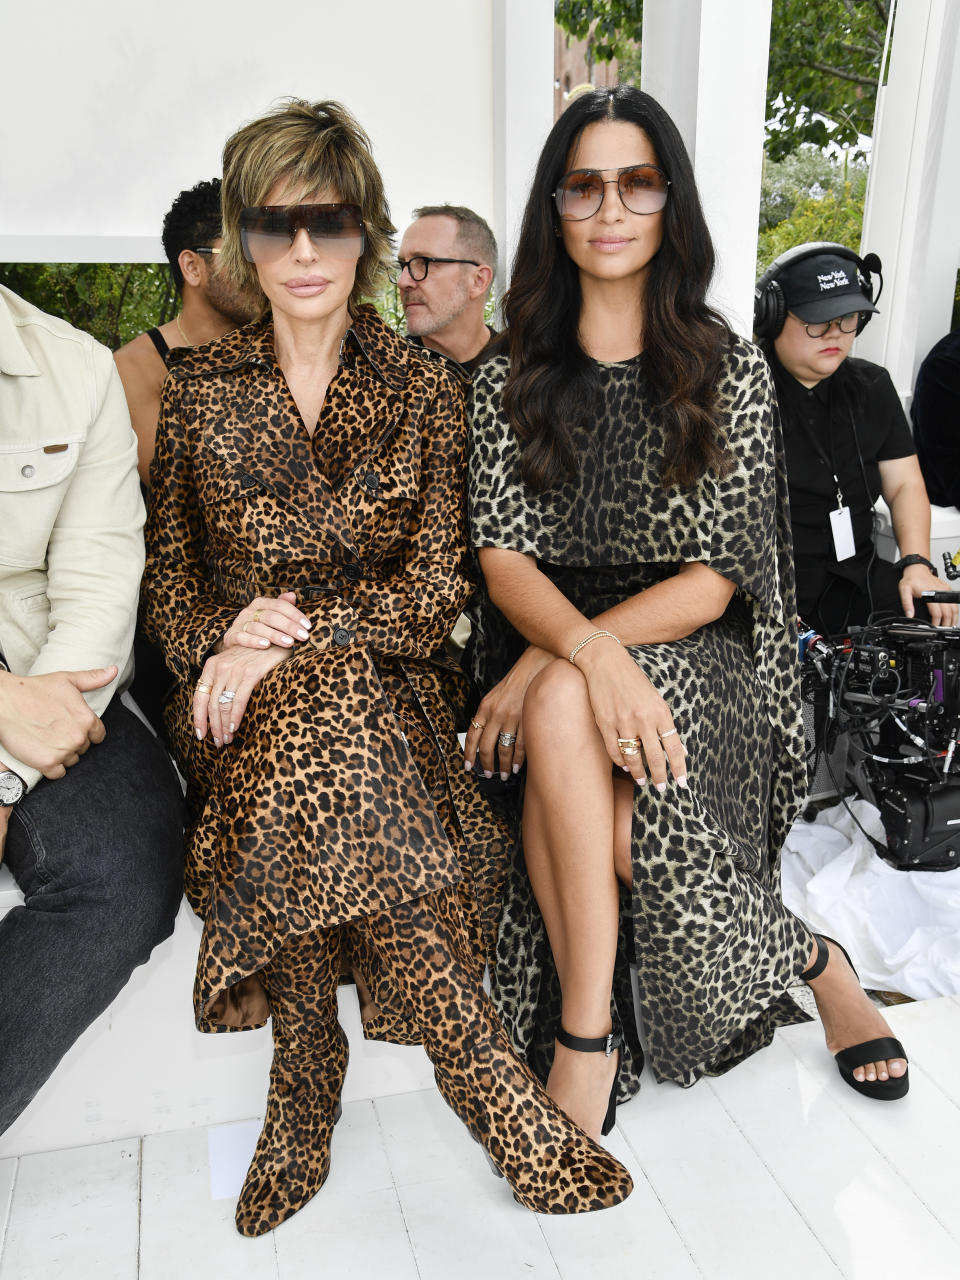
[801,934,830,983]
[557,1026,622,1057]
[835,1036,909,1071]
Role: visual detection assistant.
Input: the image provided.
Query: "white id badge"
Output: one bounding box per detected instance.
[829,505,856,561]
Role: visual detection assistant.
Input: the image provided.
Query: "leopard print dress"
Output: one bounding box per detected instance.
[467,338,814,1092]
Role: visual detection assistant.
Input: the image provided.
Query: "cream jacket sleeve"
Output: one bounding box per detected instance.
[0,285,145,791]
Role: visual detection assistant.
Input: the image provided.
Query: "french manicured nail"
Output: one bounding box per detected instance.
[636,775,647,787]
[296,628,309,640]
[656,781,667,793]
[223,734,232,744]
[512,763,520,773]
[500,771,509,781]
[281,634,293,645]
[676,775,688,788]
[213,737,221,748]
[300,618,311,629]
[195,728,203,740]
[464,760,472,771]
[483,770,493,779]
[229,722,236,733]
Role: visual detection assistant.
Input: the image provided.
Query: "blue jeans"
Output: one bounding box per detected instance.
[0,699,184,1134]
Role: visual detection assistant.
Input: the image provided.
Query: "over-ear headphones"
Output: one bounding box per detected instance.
[753,241,883,341]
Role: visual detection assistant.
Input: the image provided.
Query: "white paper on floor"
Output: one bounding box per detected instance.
[781,796,960,999]
[208,1118,261,1199]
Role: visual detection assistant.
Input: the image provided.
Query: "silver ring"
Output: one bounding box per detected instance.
[659,728,679,740]
[498,731,517,748]
[217,690,237,705]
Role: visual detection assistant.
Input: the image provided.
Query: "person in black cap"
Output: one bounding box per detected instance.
[755,242,956,635]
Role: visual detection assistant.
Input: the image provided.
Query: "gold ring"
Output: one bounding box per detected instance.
[253,609,263,623]
[241,621,250,633]
[617,736,641,756]
[470,718,485,731]
[659,728,679,739]
[196,682,212,695]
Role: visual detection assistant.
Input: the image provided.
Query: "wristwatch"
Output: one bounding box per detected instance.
[895,554,935,575]
[0,769,25,806]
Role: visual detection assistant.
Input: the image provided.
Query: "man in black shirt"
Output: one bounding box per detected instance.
[397,205,500,379]
[756,245,955,635]
[912,329,960,509]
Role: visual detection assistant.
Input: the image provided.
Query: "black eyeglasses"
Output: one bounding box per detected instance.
[239,203,365,264]
[791,311,860,338]
[396,255,480,282]
[554,164,671,221]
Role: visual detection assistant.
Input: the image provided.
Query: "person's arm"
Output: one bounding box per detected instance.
[114,337,164,486]
[1,351,144,791]
[347,374,473,658]
[480,549,734,655]
[143,375,362,681]
[879,454,958,625]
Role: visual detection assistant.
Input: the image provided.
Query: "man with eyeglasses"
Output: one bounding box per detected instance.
[758,245,955,635]
[114,179,257,487]
[397,205,500,378]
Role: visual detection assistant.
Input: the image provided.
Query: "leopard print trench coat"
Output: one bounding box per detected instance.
[142,307,507,1037]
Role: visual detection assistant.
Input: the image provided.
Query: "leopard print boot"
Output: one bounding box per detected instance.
[364,887,634,1214]
[235,927,348,1237]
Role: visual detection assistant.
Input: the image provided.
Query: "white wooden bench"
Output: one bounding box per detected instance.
[0,871,434,1158]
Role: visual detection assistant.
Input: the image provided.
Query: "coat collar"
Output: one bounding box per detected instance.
[167,304,411,391]
[174,306,413,553]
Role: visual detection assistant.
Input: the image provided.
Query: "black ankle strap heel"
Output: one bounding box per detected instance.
[557,1023,623,1136]
[802,933,909,1102]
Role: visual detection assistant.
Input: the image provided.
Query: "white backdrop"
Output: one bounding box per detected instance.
[0,0,529,263]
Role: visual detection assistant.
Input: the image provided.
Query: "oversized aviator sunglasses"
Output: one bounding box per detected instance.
[239,203,365,264]
[553,164,671,221]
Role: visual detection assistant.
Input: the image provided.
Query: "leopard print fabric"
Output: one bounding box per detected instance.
[142,307,510,1037]
[467,338,814,1091]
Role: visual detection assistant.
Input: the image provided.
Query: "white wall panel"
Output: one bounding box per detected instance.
[0,1,497,262]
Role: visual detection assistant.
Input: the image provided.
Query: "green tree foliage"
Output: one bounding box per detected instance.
[555,0,889,159]
[766,0,888,160]
[757,185,865,274]
[0,262,176,351]
[760,146,865,230]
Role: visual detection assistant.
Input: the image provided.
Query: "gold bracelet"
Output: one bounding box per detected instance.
[569,629,621,665]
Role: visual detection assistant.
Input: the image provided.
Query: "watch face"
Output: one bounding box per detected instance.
[0,772,24,805]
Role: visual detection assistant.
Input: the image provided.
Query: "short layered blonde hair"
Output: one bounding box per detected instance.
[220,98,395,313]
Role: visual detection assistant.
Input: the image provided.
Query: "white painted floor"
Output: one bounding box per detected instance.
[1,996,958,1280]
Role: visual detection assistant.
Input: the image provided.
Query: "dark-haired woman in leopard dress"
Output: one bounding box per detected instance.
[465,86,908,1141]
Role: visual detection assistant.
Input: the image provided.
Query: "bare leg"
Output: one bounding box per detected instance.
[522,661,628,1138]
[802,938,909,1084]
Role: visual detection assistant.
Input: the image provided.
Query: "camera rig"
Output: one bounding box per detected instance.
[800,612,960,871]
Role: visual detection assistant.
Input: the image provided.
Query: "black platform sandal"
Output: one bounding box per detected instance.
[556,1023,623,1136]
[803,934,910,1101]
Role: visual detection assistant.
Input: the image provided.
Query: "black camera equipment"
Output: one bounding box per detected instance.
[800,610,960,871]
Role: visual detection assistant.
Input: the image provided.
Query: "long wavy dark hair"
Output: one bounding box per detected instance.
[503,86,732,492]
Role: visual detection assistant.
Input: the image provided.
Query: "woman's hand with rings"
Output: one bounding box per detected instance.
[574,640,687,790]
[219,592,312,653]
[193,644,292,747]
[464,646,554,779]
